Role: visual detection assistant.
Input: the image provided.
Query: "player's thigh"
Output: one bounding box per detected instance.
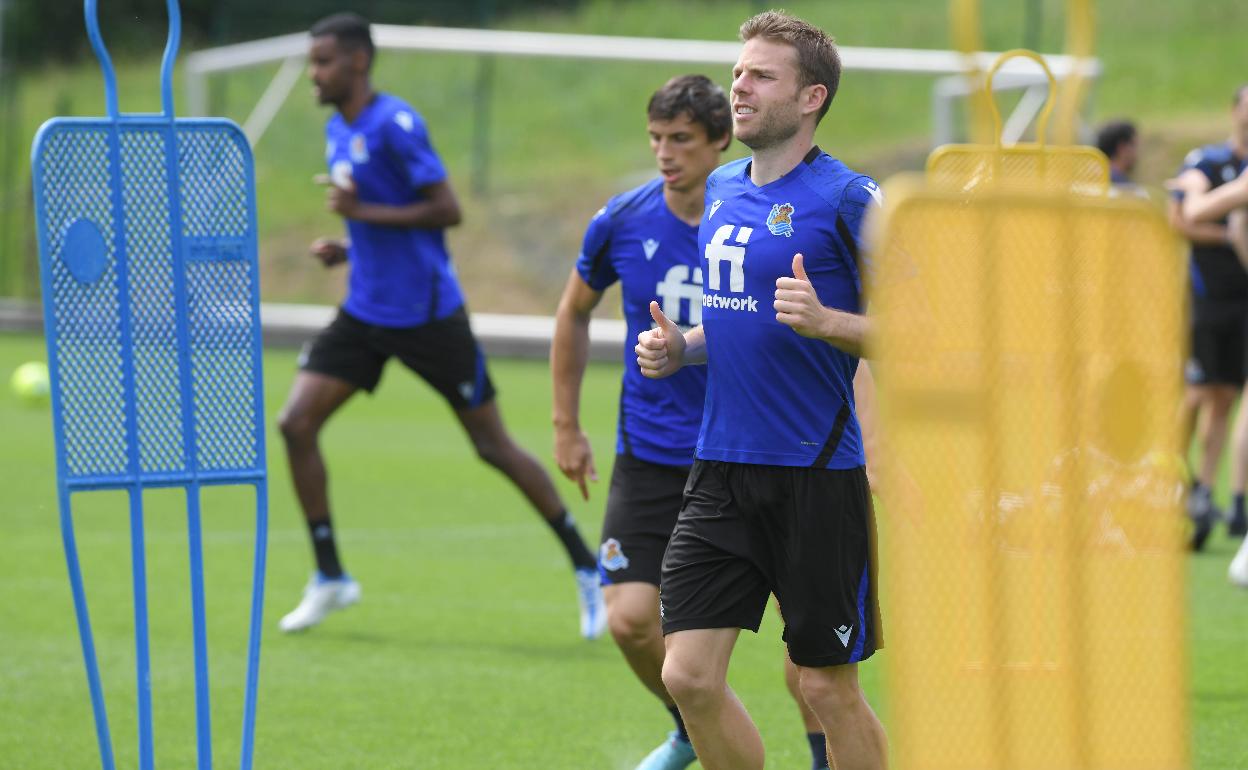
[295,309,388,395]
[603,582,662,637]
[600,454,690,588]
[278,371,358,432]
[388,306,497,411]
[663,627,741,687]
[659,461,771,637]
[775,465,881,668]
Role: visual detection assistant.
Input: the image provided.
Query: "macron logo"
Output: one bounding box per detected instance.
[834,624,853,648]
[709,200,724,218]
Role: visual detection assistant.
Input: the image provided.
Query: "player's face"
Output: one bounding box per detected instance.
[730,38,807,150]
[648,114,724,194]
[308,36,354,106]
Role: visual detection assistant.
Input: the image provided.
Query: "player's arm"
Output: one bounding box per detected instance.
[854,360,879,492]
[1231,209,1248,267]
[551,270,605,499]
[309,236,348,268]
[636,303,707,379]
[775,253,870,357]
[1168,168,1229,246]
[1183,172,1248,224]
[323,178,462,229]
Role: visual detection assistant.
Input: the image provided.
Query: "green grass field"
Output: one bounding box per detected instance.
[1,331,1247,768]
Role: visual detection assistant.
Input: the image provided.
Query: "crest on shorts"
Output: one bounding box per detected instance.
[766,202,795,237]
[600,538,630,571]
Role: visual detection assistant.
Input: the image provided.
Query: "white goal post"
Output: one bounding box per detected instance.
[185,24,1101,150]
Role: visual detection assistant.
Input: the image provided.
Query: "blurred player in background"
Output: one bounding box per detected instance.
[636,12,885,770]
[1095,119,1147,198]
[552,74,835,770]
[1168,84,1248,549]
[276,12,604,636]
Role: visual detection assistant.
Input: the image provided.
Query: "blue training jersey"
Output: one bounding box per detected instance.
[325,93,465,327]
[697,147,879,468]
[1173,143,1248,302]
[577,178,707,467]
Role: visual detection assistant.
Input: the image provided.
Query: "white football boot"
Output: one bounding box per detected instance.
[574,567,607,640]
[279,574,361,633]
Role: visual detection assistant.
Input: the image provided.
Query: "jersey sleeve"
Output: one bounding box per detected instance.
[1173,147,1216,201]
[836,176,883,293]
[575,204,619,291]
[382,109,448,191]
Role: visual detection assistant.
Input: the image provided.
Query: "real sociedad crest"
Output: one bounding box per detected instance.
[766,202,795,237]
[600,538,630,571]
[349,133,370,164]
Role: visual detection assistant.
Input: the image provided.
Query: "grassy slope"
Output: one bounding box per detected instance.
[1,331,1247,768]
[3,0,1248,307]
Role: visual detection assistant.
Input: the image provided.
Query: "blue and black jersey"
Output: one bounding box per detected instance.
[577,179,707,467]
[696,147,879,469]
[325,93,464,327]
[1175,143,1248,302]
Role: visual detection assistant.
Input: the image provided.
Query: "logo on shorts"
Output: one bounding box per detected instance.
[834,624,853,648]
[600,538,630,571]
[458,381,475,402]
[1185,357,1205,385]
[766,202,795,237]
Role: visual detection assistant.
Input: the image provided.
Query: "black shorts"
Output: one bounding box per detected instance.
[598,454,691,587]
[1187,299,1246,386]
[660,460,881,668]
[299,307,497,409]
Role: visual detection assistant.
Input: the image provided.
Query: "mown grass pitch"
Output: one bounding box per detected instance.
[0,331,1244,767]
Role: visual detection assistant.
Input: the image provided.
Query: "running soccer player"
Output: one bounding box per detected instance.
[636,12,885,770]
[552,75,833,770]
[1169,84,1248,547]
[276,13,604,636]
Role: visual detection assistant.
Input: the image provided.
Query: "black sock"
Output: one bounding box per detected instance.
[546,511,597,570]
[1236,493,1246,519]
[807,732,828,770]
[308,517,344,579]
[667,704,690,743]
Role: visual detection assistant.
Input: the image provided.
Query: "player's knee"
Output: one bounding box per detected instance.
[797,668,862,718]
[473,434,520,469]
[607,603,659,651]
[277,408,318,446]
[661,656,721,708]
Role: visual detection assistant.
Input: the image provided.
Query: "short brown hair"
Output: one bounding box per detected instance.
[647,75,733,145]
[739,11,841,124]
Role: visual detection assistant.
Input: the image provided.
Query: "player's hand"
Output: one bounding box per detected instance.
[554,425,598,501]
[775,254,830,338]
[315,173,360,219]
[310,237,347,268]
[635,301,686,379]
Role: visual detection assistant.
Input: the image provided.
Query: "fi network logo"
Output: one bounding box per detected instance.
[703,224,758,313]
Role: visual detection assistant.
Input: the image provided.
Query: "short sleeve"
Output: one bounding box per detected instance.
[574,204,619,291]
[837,176,884,292]
[1173,147,1215,202]
[383,108,448,191]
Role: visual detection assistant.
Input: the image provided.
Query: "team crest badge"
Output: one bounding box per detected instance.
[766,202,795,237]
[349,133,370,163]
[600,538,630,571]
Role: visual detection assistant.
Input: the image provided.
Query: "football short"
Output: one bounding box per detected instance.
[598,453,691,587]
[1187,299,1247,387]
[660,460,881,668]
[299,306,496,409]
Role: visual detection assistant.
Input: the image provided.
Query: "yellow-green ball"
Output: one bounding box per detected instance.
[10,361,50,406]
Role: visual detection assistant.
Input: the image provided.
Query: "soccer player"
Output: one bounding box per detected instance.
[552,75,833,770]
[635,12,885,770]
[1095,119,1147,198]
[276,13,605,636]
[1169,84,1248,547]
